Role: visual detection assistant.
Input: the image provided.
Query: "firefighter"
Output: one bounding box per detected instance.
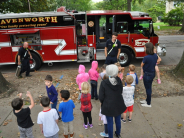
[18,42,32,78]
[104,32,121,65]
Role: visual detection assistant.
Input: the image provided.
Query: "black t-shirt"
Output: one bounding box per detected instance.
[105,39,121,57]
[13,107,34,128]
[18,47,30,59]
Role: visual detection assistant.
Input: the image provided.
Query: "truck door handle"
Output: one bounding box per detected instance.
[132,38,133,43]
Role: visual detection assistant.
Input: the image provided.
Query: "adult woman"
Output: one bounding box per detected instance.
[140,43,158,107]
[99,65,126,138]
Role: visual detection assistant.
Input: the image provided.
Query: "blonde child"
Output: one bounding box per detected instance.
[115,62,124,80]
[125,64,138,87]
[122,75,135,123]
[139,47,161,84]
[78,82,93,129]
[100,64,106,80]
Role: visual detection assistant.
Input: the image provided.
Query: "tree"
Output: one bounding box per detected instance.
[0,0,57,13]
[0,71,13,95]
[168,0,184,32]
[173,51,184,78]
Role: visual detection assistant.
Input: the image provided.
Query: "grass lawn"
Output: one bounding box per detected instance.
[153,22,182,31]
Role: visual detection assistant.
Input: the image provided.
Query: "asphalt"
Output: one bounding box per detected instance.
[0,96,184,138]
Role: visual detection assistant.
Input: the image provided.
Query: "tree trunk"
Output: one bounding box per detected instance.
[0,71,11,94]
[180,12,184,32]
[173,51,184,78]
[127,0,132,11]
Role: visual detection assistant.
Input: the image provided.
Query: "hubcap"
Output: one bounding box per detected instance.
[119,53,128,65]
[29,59,36,70]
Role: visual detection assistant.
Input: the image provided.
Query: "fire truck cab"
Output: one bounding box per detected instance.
[0,7,166,70]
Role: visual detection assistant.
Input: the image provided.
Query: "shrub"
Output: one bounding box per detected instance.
[164,8,183,26]
[150,14,158,23]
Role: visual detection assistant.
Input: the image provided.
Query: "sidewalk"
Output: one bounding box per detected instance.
[0,96,183,138]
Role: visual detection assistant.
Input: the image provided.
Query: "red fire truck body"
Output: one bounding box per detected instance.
[0,8,166,70]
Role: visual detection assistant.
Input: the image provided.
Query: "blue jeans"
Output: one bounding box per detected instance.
[143,72,155,105]
[105,56,117,65]
[106,114,121,138]
[90,80,98,99]
[104,124,108,134]
[51,99,60,117]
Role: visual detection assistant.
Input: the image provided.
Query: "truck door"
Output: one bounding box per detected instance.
[75,13,89,62]
[0,32,13,64]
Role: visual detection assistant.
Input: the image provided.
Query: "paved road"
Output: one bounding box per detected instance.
[0,35,184,73]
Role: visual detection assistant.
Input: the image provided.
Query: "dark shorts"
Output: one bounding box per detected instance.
[105,56,117,65]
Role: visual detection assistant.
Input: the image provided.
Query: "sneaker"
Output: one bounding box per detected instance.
[141,103,151,107]
[83,124,88,129]
[140,100,147,104]
[100,132,109,137]
[157,79,161,84]
[88,123,93,128]
[114,131,122,138]
[121,119,126,123]
[139,75,143,80]
[127,116,131,122]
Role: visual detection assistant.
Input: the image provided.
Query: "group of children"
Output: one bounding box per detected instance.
[11,47,161,138]
[12,75,75,138]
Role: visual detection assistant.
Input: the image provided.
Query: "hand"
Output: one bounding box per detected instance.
[18,61,21,65]
[19,93,22,98]
[50,102,53,104]
[26,91,32,97]
[99,116,101,121]
[30,55,33,59]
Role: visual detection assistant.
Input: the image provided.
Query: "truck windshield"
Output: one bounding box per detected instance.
[134,21,150,37]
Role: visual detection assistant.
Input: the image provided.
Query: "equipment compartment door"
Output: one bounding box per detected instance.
[0,33,13,64]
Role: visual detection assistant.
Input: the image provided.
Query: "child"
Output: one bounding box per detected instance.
[88,61,99,100]
[125,64,138,87]
[79,82,93,129]
[139,47,162,84]
[11,91,34,138]
[99,108,108,137]
[37,96,59,138]
[122,75,135,123]
[76,64,89,93]
[115,62,124,81]
[58,90,75,138]
[45,75,60,119]
[99,64,106,80]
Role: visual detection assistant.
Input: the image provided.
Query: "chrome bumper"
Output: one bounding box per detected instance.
[157,45,166,56]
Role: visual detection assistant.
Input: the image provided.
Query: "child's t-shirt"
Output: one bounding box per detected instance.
[46,85,58,103]
[13,107,34,128]
[37,109,59,137]
[122,86,135,107]
[100,72,106,80]
[58,100,75,122]
[125,73,138,86]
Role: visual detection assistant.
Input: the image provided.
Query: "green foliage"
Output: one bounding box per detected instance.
[56,0,92,11]
[164,8,183,26]
[0,0,57,13]
[150,14,157,23]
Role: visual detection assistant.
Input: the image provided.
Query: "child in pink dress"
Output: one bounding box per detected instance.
[76,65,89,92]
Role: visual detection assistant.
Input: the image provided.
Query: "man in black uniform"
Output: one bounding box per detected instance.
[18,42,32,78]
[105,32,121,65]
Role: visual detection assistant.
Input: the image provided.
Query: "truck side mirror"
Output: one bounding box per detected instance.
[149,21,153,34]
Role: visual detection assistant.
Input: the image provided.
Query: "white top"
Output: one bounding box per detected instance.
[99,108,107,124]
[37,109,59,137]
[122,86,135,107]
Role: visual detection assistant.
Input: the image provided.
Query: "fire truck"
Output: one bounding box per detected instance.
[0,7,166,70]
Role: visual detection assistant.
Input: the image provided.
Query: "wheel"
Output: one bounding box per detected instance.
[118,48,132,67]
[29,52,42,71]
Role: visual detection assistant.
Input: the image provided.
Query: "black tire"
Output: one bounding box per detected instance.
[30,52,42,71]
[118,48,132,67]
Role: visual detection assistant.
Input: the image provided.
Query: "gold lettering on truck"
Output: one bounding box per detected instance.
[1,20,6,25]
[38,17,45,22]
[18,18,24,23]
[51,17,57,23]
[32,18,37,22]
[5,19,11,24]
[12,19,17,23]
[45,17,50,22]
[24,18,32,22]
